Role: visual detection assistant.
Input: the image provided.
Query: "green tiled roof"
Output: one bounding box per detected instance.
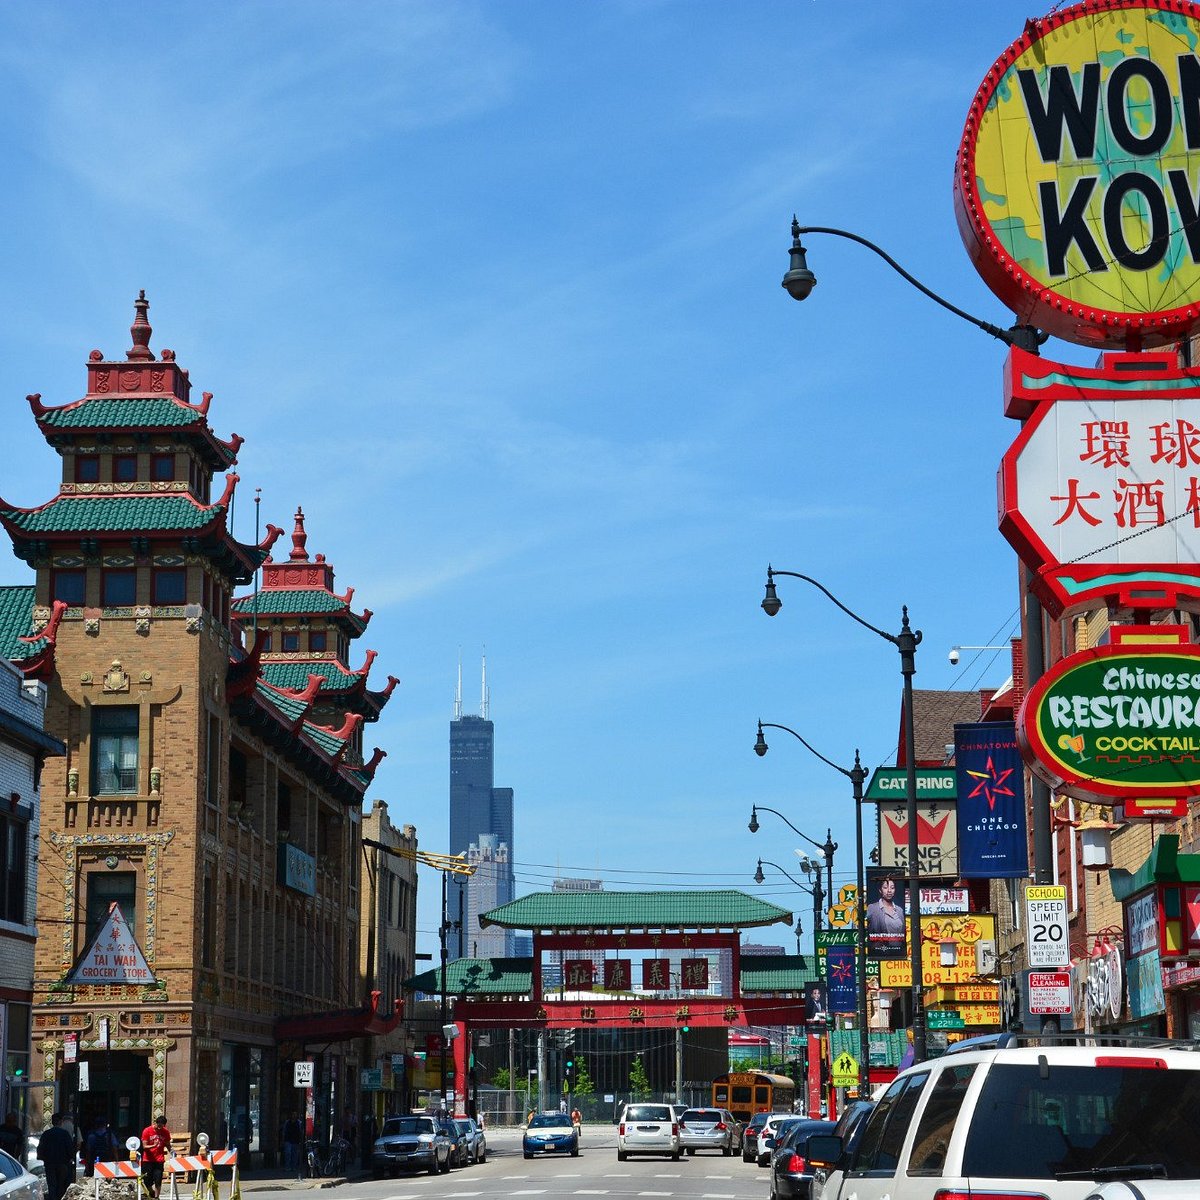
[256,681,308,725]
[0,586,38,661]
[234,589,347,615]
[261,661,363,691]
[0,494,220,534]
[739,955,819,993]
[303,721,346,757]
[480,890,791,931]
[38,398,205,429]
[404,958,534,996]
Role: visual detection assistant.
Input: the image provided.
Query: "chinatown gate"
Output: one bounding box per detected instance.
[408,890,818,1115]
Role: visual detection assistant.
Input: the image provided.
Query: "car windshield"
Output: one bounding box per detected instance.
[380,1117,433,1137]
[962,1062,1200,1180]
[625,1106,671,1122]
[530,1115,571,1129]
[683,1110,721,1122]
[453,1120,472,1133]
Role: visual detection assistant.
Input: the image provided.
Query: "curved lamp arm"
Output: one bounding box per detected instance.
[782,218,1048,355]
[748,802,834,858]
[754,857,815,896]
[756,720,865,786]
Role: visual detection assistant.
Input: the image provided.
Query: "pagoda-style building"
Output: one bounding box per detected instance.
[0,296,397,1159]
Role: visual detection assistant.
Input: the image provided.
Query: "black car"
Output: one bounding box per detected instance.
[809,1100,874,1200]
[440,1118,470,1167]
[768,1119,835,1199]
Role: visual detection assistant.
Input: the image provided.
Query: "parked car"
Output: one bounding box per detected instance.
[523,1113,579,1158]
[617,1103,680,1161]
[439,1117,469,1168]
[810,1035,1200,1200]
[768,1119,835,1200]
[757,1115,803,1167]
[371,1114,452,1177]
[743,1111,788,1164]
[678,1108,741,1157]
[0,1149,41,1200]
[452,1118,486,1164]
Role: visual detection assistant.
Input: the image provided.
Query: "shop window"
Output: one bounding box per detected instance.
[309,632,327,652]
[92,706,139,794]
[52,569,86,606]
[282,633,300,652]
[113,455,138,483]
[152,568,186,605]
[75,456,100,484]
[102,569,136,607]
[151,454,175,481]
[0,811,29,923]
[85,870,136,940]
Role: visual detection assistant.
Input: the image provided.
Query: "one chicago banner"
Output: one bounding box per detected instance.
[954,720,1027,878]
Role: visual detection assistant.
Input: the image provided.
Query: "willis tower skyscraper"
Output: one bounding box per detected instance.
[449,657,514,956]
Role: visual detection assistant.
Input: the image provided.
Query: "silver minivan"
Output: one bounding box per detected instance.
[617,1103,681,1161]
[678,1107,742,1156]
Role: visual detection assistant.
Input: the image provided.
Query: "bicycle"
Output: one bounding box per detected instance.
[323,1137,350,1177]
[304,1139,322,1179]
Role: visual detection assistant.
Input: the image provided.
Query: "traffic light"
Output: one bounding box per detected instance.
[565,1057,575,1092]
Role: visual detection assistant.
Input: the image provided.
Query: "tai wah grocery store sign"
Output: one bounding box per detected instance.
[1019,635,1200,802]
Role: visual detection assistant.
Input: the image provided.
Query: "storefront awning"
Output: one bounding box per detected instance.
[275,989,401,1042]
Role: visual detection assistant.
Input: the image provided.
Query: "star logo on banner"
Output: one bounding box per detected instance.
[966,754,1015,812]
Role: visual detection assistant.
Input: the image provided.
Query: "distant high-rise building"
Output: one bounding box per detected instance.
[449,659,514,955]
[465,834,510,958]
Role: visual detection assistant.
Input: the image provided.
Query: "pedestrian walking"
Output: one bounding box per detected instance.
[139,1115,172,1199]
[281,1112,303,1174]
[38,1113,77,1200]
[570,1107,581,1139]
[83,1118,118,1178]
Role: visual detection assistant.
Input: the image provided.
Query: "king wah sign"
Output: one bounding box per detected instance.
[956,0,1200,349]
[1019,640,1200,800]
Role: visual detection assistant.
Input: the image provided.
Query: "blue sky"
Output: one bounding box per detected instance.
[0,3,1100,962]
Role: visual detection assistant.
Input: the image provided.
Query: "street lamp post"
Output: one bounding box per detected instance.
[761,567,927,1063]
[755,857,822,952]
[748,803,837,926]
[754,721,869,1095]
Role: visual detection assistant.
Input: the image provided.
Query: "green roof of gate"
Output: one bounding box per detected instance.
[739,955,819,992]
[405,958,535,995]
[479,890,791,931]
[0,494,220,534]
[234,589,349,615]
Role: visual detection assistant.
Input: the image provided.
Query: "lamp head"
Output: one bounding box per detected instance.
[781,217,817,301]
[748,807,760,834]
[754,860,765,884]
[754,725,768,757]
[761,573,782,617]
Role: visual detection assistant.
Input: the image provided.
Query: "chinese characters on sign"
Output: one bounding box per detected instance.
[563,960,594,989]
[642,959,671,990]
[603,959,632,991]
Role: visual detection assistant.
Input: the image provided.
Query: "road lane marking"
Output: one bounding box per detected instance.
[574,1191,609,1194]
[702,1194,736,1198]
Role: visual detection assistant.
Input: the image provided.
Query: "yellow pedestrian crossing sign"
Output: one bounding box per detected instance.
[831,1051,858,1088]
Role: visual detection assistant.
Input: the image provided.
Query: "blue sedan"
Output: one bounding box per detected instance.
[523,1113,579,1158]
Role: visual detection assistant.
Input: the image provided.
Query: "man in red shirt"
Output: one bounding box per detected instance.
[139,1115,171,1199]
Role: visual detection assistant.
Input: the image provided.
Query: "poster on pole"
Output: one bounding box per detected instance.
[955,721,1028,878]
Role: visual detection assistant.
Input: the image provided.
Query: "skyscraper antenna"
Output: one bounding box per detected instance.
[481,648,490,719]
[454,649,462,719]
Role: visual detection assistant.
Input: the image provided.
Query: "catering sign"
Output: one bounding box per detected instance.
[1019,641,1200,800]
[955,0,1200,349]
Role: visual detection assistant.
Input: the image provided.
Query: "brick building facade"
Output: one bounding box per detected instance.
[0,297,397,1159]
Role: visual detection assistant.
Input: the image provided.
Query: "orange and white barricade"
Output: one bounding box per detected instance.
[94,1160,144,1200]
[166,1149,239,1200]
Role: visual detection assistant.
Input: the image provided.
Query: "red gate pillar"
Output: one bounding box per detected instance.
[453,1020,469,1115]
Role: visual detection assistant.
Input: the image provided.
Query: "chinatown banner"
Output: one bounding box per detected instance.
[955,722,1027,879]
[824,944,857,1014]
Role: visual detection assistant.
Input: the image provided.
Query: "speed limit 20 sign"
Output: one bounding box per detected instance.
[1025,884,1068,968]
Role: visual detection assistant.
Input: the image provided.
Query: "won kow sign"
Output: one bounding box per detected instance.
[1019,641,1200,800]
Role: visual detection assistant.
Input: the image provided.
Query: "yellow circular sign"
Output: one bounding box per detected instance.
[955,0,1200,348]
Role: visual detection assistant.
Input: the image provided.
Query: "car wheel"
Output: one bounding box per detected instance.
[617,1150,627,1162]
[478,1149,486,1163]
[441,1155,452,1174]
[672,1150,681,1161]
[523,1152,532,1160]
[427,1159,439,1176]
[722,1145,731,1156]
[570,1147,579,1158]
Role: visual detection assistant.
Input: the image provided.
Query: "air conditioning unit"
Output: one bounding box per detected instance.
[21,680,47,710]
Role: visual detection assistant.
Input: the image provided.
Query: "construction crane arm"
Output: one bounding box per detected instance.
[362,836,476,876]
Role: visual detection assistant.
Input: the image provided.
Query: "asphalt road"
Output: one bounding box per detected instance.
[341,1128,769,1200]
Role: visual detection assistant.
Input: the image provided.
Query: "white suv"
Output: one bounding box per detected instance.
[809,1035,1200,1200]
[617,1103,681,1161]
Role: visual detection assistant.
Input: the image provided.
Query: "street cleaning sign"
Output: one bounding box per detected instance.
[65,902,154,986]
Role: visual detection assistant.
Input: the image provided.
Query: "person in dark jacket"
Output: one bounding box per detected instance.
[0,1113,23,1162]
[83,1118,118,1177]
[37,1113,77,1200]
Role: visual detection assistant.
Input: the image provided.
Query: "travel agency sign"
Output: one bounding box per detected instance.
[955,0,1200,350]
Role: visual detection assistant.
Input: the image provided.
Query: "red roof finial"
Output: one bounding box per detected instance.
[289,506,309,561]
[127,290,154,362]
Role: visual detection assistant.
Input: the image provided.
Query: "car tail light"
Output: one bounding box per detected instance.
[785,1154,805,1173]
[1094,1055,1166,1069]
[671,1123,679,1136]
[933,1192,1050,1200]
[618,1123,625,1136]
[678,1121,687,1129]
[715,1122,726,1131]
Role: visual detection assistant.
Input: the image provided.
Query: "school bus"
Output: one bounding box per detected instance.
[711,1071,795,1123]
